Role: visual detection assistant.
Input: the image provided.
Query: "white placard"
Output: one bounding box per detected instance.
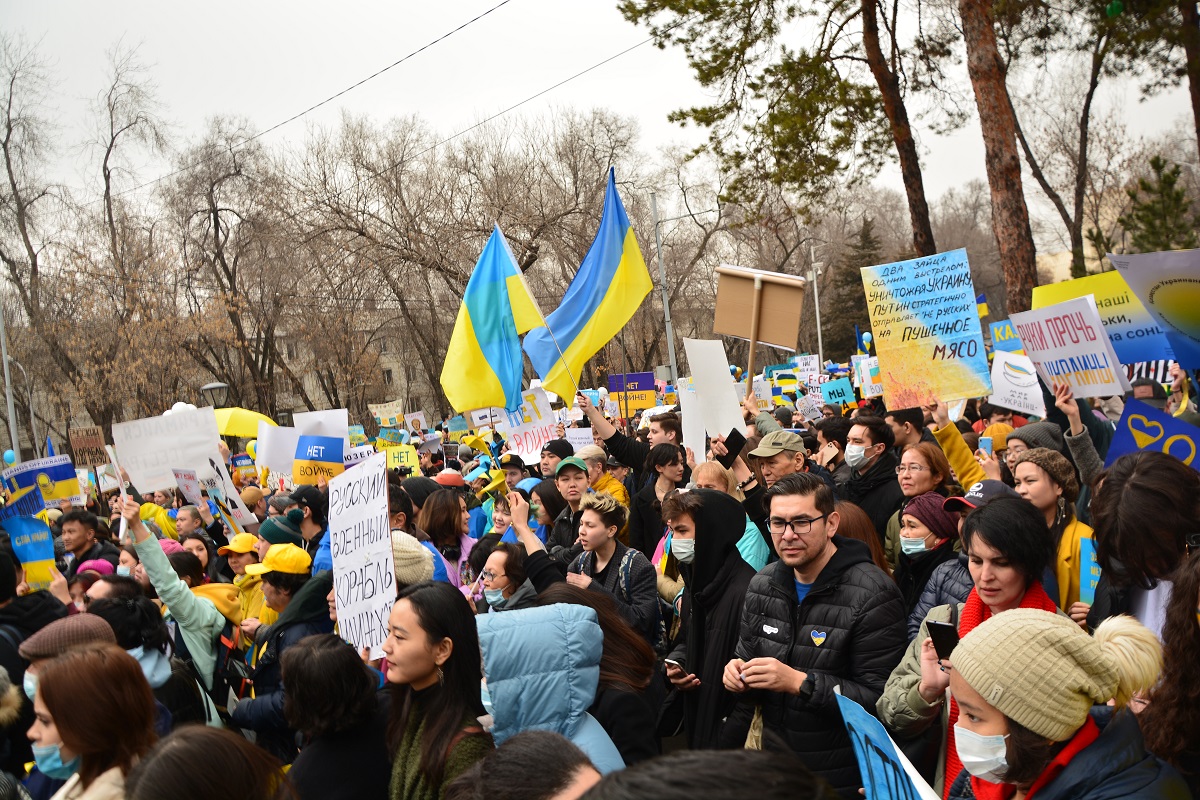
[96,463,120,494]
[677,378,707,454]
[988,351,1047,419]
[403,411,428,432]
[798,393,824,421]
[1010,295,1132,399]
[343,444,377,469]
[172,468,205,508]
[564,427,595,453]
[111,407,221,492]
[294,409,351,453]
[683,339,745,439]
[197,455,258,529]
[792,354,820,376]
[752,378,773,411]
[492,388,558,461]
[256,422,302,475]
[328,452,394,660]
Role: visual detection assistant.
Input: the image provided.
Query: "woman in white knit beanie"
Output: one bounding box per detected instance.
[944,610,1188,800]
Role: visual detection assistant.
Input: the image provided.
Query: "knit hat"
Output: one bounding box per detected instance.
[158,538,185,556]
[76,559,115,576]
[952,609,1117,741]
[391,530,435,586]
[902,492,959,542]
[1013,448,1079,505]
[19,614,117,661]
[981,423,1014,452]
[1007,420,1065,454]
[258,511,305,547]
[268,494,296,515]
[540,439,574,460]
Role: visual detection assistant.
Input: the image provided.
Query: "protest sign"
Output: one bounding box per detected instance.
[447,415,469,435]
[565,427,595,453]
[295,409,351,453]
[1105,398,1200,469]
[821,377,855,406]
[988,351,1047,419]
[1033,269,1172,365]
[752,378,773,411]
[1010,296,1131,399]
[293,435,346,485]
[677,379,707,454]
[96,463,120,493]
[69,426,107,468]
[492,388,558,461]
[199,456,258,528]
[603,399,621,418]
[112,406,221,492]
[608,372,655,393]
[348,425,367,446]
[791,354,820,376]
[989,319,1024,354]
[469,408,501,429]
[376,428,409,446]
[610,390,657,413]
[230,453,256,483]
[3,455,81,510]
[862,248,991,408]
[368,400,404,428]
[797,392,824,421]
[172,468,205,508]
[104,446,129,541]
[256,422,301,476]
[834,688,939,800]
[1079,536,1100,606]
[3,511,55,590]
[854,357,884,398]
[1107,249,1199,367]
[72,469,90,506]
[580,390,602,408]
[683,339,745,439]
[328,451,394,659]
[404,412,428,432]
[385,444,420,473]
[344,444,377,469]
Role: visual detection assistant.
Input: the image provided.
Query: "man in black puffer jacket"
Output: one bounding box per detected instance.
[843,416,905,541]
[719,472,906,798]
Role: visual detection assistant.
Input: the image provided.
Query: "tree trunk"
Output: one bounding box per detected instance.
[958,0,1039,312]
[1181,0,1200,164]
[860,0,937,257]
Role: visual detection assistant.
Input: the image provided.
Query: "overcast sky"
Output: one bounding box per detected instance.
[4,0,1189,243]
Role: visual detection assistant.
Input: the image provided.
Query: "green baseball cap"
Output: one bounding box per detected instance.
[554,456,589,476]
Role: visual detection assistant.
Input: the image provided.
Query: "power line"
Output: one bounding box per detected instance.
[112,0,516,200]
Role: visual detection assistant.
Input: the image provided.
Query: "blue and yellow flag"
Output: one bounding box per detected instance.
[523,168,653,403]
[293,435,345,486]
[854,324,868,356]
[3,455,80,509]
[441,225,545,413]
[976,292,989,318]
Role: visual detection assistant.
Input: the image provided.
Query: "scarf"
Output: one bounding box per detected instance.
[943,582,1058,799]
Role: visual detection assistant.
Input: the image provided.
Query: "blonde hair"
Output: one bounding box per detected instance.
[578,491,627,531]
[691,461,736,494]
[1093,614,1162,709]
[576,445,607,468]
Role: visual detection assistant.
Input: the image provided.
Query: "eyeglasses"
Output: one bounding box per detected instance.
[768,514,829,535]
[895,464,929,474]
[480,570,506,582]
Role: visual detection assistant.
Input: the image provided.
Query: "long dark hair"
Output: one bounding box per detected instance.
[531,479,568,524]
[387,583,489,784]
[534,583,654,690]
[1141,551,1200,773]
[417,489,466,548]
[125,726,293,800]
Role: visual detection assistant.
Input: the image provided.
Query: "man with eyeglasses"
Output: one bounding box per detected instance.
[719,472,905,798]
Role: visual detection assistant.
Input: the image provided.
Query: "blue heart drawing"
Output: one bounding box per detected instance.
[810,630,828,646]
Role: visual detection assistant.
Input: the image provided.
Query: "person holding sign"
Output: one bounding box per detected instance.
[942,610,1183,800]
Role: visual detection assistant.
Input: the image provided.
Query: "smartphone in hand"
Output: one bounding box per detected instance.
[716,428,747,469]
[927,621,960,661]
[978,436,993,456]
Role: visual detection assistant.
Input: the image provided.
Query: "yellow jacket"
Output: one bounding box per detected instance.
[592,472,630,507]
[234,573,269,624]
[140,502,178,539]
[192,581,244,627]
[931,424,986,488]
[1056,518,1094,610]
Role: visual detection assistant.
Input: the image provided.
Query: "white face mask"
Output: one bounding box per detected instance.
[954,724,1010,784]
[671,537,695,564]
[844,444,870,471]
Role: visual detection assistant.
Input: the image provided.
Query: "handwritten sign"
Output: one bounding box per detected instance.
[834,688,939,800]
[565,427,595,453]
[172,468,205,508]
[348,425,367,446]
[197,456,258,529]
[492,388,557,461]
[821,377,855,406]
[69,426,108,468]
[792,354,820,376]
[861,248,991,408]
[1107,249,1198,367]
[989,319,1024,354]
[1034,269,1171,365]
[293,435,346,485]
[328,451,394,659]
[1010,295,1131,399]
[368,400,404,428]
[1079,536,1100,606]
[404,411,428,432]
[988,351,1046,419]
[1105,398,1200,470]
[385,444,420,472]
[112,407,221,492]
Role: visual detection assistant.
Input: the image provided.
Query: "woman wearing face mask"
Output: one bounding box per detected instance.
[479,543,537,612]
[878,498,1059,796]
[944,610,1186,799]
[1011,448,1092,626]
[884,443,955,571]
[892,492,960,618]
[27,642,157,800]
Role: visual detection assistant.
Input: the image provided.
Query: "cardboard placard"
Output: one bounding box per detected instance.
[172,468,206,508]
[69,426,108,468]
[368,400,405,428]
[821,377,855,406]
[403,412,427,433]
[293,435,346,485]
[834,688,939,800]
[712,265,807,349]
[3,455,81,510]
[294,409,351,454]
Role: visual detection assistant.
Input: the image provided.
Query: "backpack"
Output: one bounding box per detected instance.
[574,548,667,653]
[171,618,252,722]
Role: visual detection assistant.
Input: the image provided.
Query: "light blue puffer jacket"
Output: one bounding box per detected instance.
[477,604,625,774]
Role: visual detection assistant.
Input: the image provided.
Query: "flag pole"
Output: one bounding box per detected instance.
[540,322,582,396]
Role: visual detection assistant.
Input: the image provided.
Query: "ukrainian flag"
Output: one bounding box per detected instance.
[523,168,652,402]
[441,225,545,413]
[4,456,80,508]
[976,292,989,318]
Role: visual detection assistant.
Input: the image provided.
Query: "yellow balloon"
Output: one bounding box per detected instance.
[246,440,257,461]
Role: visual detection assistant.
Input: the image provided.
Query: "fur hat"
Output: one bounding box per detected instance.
[1014,447,1079,505]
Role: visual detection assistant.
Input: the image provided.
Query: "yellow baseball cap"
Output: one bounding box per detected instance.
[245,543,312,576]
[217,533,259,556]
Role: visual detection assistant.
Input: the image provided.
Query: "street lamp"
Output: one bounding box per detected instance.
[7,358,38,458]
[200,382,230,408]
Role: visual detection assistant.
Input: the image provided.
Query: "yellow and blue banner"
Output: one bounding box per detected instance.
[3,455,81,510]
[441,224,545,413]
[524,168,653,403]
[1,486,56,589]
[976,292,989,318]
[293,434,345,485]
[1105,398,1200,470]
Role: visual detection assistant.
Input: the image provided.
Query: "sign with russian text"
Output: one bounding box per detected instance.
[861,248,991,408]
[69,426,108,468]
[404,412,428,432]
[821,377,855,406]
[348,425,367,446]
[368,400,404,428]
[608,372,655,393]
[3,455,81,510]
[492,388,558,461]
[293,435,346,485]
[989,319,1024,354]
[1033,269,1171,365]
[3,510,55,590]
[988,351,1046,419]
[1107,249,1198,367]
[1079,536,1100,606]
[1010,295,1131,399]
[328,451,394,660]
[610,390,657,413]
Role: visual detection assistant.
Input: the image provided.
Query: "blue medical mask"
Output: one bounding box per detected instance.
[116,564,132,577]
[483,588,506,608]
[900,536,928,556]
[32,742,80,780]
[23,672,37,701]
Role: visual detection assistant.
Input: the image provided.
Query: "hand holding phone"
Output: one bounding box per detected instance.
[978,436,993,456]
[716,428,747,469]
[927,620,960,661]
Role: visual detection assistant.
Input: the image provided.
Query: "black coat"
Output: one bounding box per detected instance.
[893,539,958,618]
[844,452,905,542]
[0,592,68,774]
[907,554,973,640]
[628,482,666,560]
[719,536,907,798]
[289,691,392,800]
[64,539,122,578]
[589,684,660,767]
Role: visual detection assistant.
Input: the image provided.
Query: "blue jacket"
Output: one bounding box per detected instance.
[907,554,973,640]
[477,604,624,774]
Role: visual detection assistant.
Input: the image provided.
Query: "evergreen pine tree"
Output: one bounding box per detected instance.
[1117,156,1199,253]
[822,218,881,361]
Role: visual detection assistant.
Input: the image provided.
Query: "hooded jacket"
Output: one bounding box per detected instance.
[844,450,905,540]
[477,604,624,774]
[665,489,757,749]
[719,536,907,798]
[0,591,68,775]
[230,570,335,762]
